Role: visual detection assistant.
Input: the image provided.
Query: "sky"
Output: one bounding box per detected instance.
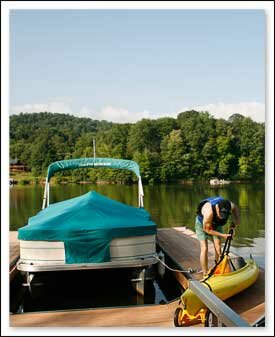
[9,9,266,123]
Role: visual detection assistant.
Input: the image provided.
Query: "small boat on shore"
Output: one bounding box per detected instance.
[209,178,230,186]
[17,158,158,294]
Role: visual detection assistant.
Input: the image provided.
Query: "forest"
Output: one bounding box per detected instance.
[10,111,265,184]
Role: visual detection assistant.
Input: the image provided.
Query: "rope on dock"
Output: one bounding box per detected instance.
[154,254,199,274]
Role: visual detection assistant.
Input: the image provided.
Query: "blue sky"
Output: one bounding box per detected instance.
[10,9,265,122]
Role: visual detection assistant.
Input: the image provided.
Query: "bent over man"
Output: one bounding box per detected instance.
[195,196,240,276]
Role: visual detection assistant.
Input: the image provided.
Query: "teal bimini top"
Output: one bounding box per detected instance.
[46,158,141,182]
[18,191,157,264]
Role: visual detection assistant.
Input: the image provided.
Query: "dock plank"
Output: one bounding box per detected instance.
[157,227,216,284]
[10,301,195,327]
[225,268,265,319]
[239,303,265,326]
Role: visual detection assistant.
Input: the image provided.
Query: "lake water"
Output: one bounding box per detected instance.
[10,182,265,269]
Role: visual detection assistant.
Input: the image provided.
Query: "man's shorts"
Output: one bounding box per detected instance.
[195,216,223,241]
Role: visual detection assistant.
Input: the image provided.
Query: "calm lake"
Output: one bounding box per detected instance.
[10,182,265,269]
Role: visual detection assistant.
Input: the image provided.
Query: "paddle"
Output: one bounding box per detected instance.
[203,228,234,281]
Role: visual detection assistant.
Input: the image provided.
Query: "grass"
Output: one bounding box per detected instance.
[10,172,50,185]
[10,172,86,185]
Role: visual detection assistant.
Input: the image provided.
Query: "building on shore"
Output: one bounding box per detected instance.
[10,158,29,173]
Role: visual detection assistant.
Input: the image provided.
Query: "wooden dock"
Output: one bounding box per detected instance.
[157,227,265,325]
[9,229,265,327]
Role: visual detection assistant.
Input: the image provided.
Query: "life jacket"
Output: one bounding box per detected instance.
[197,196,228,227]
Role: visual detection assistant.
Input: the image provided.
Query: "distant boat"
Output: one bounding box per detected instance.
[210,178,230,186]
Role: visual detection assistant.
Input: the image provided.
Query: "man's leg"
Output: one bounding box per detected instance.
[213,236,222,262]
[199,239,208,276]
[195,216,209,276]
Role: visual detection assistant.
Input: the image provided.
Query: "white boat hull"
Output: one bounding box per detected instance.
[17,235,157,272]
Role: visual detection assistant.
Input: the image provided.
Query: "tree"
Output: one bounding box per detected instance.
[177,110,216,177]
[160,130,190,181]
[201,137,218,178]
[9,111,265,182]
[127,119,161,153]
[216,136,236,178]
[155,117,178,138]
[133,150,161,184]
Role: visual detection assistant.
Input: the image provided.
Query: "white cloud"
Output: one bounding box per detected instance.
[76,105,151,123]
[11,97,73,115]
[178,102,265,123]
[11,99,265,123]
[10,98,151,123]
[11,103,49,114]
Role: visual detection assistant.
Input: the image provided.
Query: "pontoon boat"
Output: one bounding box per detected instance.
[17,158,158,295]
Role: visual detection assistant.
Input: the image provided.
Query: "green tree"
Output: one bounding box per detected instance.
[155,117,178,138]
[216,136,236,178]
[133,150,161,184]
[128,119,161,153]
[9,111,265,182]
[160,130,190,181]
[201,137,218,178]
[177,110,216,177]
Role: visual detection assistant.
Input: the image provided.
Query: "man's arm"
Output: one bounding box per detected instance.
[202,203,231,239]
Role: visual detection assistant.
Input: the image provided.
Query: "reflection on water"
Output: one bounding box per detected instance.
[10,182,265,268]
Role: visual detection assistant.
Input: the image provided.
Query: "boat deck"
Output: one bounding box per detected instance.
[9,229,265,327]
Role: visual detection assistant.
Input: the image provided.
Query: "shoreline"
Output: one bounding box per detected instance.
[10,175,264,186]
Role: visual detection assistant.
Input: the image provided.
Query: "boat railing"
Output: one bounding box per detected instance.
[42,157,144,209]
[188,279,250,327]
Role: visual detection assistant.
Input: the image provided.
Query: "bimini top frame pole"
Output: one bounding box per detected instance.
[42,178,48,210]
[42,158,144,209]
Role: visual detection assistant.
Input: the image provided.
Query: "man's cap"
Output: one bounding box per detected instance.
[218,199,231,219]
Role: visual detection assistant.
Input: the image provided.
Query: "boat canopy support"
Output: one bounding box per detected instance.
[42,158,144,209]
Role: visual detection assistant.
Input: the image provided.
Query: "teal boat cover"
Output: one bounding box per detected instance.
[18,191,156,264]
[46,158,141,182]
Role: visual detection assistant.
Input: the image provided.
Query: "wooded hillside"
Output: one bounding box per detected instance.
[10,111,265,183]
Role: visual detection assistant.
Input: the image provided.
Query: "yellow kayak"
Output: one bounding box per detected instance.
[174,255,259,326]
